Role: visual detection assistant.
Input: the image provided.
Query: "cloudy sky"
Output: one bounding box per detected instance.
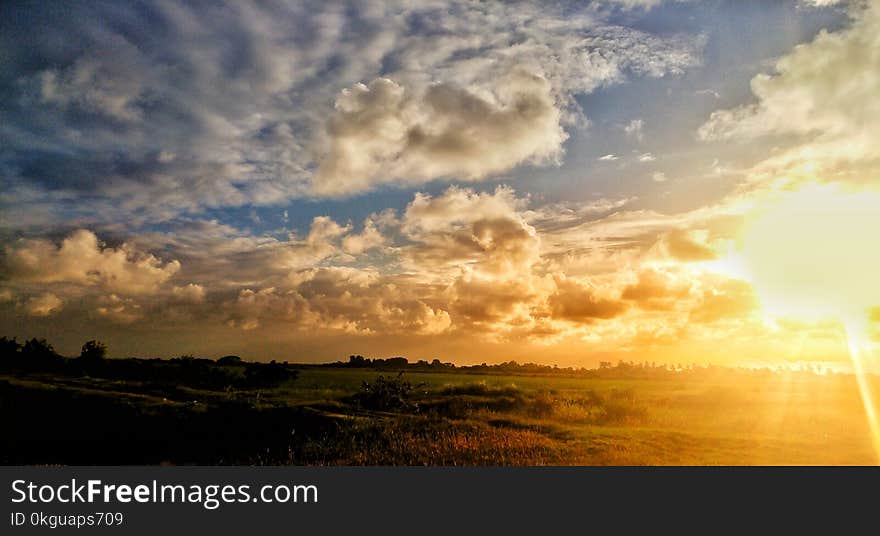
[1,0,877,368]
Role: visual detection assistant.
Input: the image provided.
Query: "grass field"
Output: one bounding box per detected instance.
[286,368,878,465]
[3,361,878,465]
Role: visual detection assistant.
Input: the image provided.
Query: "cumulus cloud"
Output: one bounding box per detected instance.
[24,293,63,317]
[548,276,628,322]
[0,181,777,359]
[267,216,354,273]
[226,287,308,332]
[622,268,693,310]
[446,275,543,330]
[96,294,143,324]
[313,73,566,195]
[698,3,880,185]
[171,284,206,304]
[128,214,381,292]
[403,187,526,236]
[401,186,539,278]
[342,212,393,255]
[213,186,673,340]
[225,268,451,336]
[4,230,180,294]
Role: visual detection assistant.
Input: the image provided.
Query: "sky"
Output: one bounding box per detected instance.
[1,0,878,368]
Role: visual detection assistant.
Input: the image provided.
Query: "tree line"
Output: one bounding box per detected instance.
[0,336,297,390]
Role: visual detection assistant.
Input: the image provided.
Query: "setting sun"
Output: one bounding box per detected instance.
[738,184,880,323]
[733,183,880,461]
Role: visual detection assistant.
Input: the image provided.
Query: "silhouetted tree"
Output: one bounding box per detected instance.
[81,340,107,359]
[217,355,243,366]
[18,337,61,371]
[79,340,107,364]
[22,338,57,359]
[0,336,22,355]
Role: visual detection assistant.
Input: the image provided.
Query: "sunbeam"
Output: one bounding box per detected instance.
[844,316,880,464]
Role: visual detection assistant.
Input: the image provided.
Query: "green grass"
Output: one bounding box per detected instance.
[3,366,878,465]
[285,368,877,465]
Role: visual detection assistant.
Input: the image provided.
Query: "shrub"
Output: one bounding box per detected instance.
[241,361,298,388]
[354,373,418,412]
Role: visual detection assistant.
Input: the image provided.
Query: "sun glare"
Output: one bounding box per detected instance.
[738,183,880,322]
[844,315,880,463]
[736,183,880,462]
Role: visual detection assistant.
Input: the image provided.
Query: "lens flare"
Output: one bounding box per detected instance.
[738,184,880,321]
[736,183,880,462]
[844,316,880,464]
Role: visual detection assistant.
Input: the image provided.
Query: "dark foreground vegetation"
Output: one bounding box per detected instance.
[1,336,878,465]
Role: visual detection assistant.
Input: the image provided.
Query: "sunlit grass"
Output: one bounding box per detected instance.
[5,365,878,465]
[275,368,879,465]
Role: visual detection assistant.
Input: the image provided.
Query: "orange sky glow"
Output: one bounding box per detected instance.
[1,0,878,371]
